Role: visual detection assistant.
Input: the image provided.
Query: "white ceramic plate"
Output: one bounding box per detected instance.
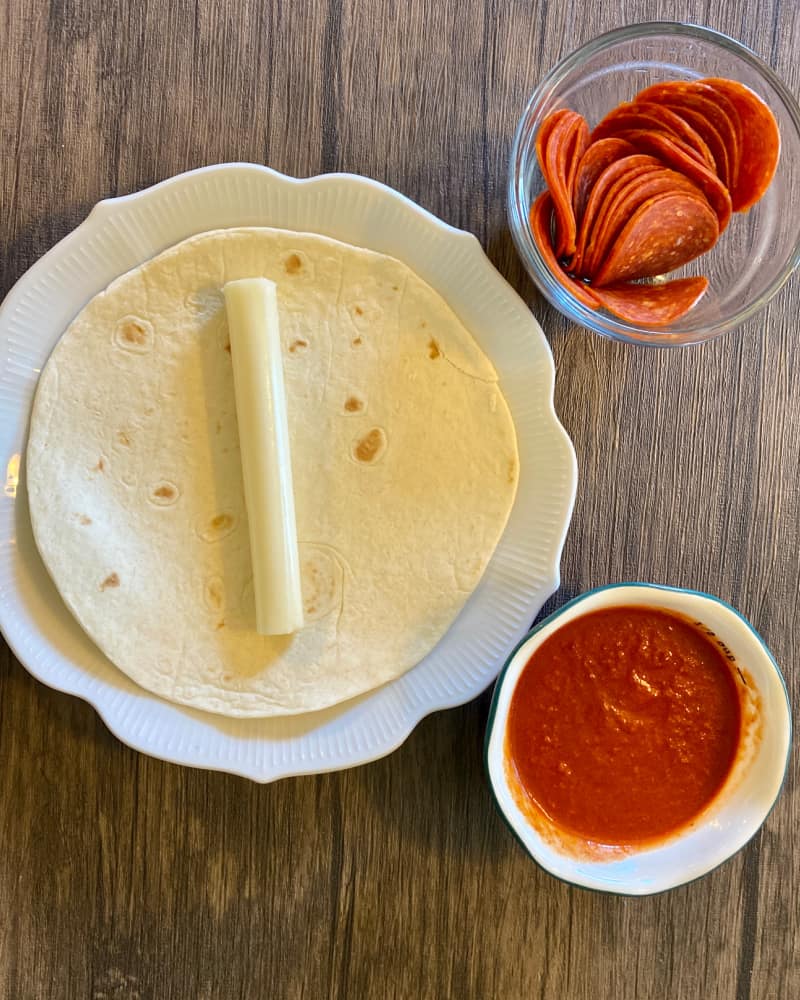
[0,164,577,782]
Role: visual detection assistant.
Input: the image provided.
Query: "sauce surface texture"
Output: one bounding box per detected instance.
[506,606,741,844]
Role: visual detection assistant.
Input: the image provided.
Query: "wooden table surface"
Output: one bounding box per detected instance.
[2,1,798,997]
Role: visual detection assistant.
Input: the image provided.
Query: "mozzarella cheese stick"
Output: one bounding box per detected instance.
[223,278,304,635]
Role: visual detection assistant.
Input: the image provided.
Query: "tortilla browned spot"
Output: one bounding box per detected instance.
[353,428,387,464]
[284,253,303,274]
[120,320,147,344]
[151,482,179,505]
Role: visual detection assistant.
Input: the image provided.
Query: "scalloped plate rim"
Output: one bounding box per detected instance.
[0,163,577,782]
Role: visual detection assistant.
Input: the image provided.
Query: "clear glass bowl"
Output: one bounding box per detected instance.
[508,22,800,346]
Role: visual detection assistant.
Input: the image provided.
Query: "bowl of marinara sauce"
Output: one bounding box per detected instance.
[484,583,791,894]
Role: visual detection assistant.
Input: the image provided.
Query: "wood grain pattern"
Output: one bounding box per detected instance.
[1,1,798,998]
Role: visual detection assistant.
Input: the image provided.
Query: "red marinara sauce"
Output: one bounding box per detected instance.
[506,606,742,845]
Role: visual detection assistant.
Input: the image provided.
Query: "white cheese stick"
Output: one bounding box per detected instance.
[223,278,304,635]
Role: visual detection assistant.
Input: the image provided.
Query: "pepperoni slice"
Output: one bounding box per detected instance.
[701,78,780,211]
[556,115,590,258]
[529,191,601,308]
[629,104,718,169]
[535,108,573,168]
[613,130,732,232]
[591,277,709,325]
[536,109,585,260]
[633,81,742,192]
[607,127,707,170]
[592,103,715,169]
[584,168,708,280]
[580,164,667,278]
[592,105,673,140]
[565,117,591,204]
[592,191,719,287]
[661,96,741,192]
[572,154,662,277]
[643,103,731,188]
[535,109,576,250]
[572,137,636,224]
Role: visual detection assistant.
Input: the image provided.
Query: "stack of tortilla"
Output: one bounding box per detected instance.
[26,227,518,716]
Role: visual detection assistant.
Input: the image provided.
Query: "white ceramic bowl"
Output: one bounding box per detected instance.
[485,583,792,895]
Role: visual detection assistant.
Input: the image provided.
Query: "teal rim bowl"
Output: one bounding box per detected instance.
[484,582,792,895]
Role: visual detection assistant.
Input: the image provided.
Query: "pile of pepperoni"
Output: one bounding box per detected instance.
[531,78,780,326]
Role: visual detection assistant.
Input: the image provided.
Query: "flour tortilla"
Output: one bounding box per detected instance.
[26,228,518,716]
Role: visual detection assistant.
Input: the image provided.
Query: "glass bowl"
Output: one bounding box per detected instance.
[508,22,800,346]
